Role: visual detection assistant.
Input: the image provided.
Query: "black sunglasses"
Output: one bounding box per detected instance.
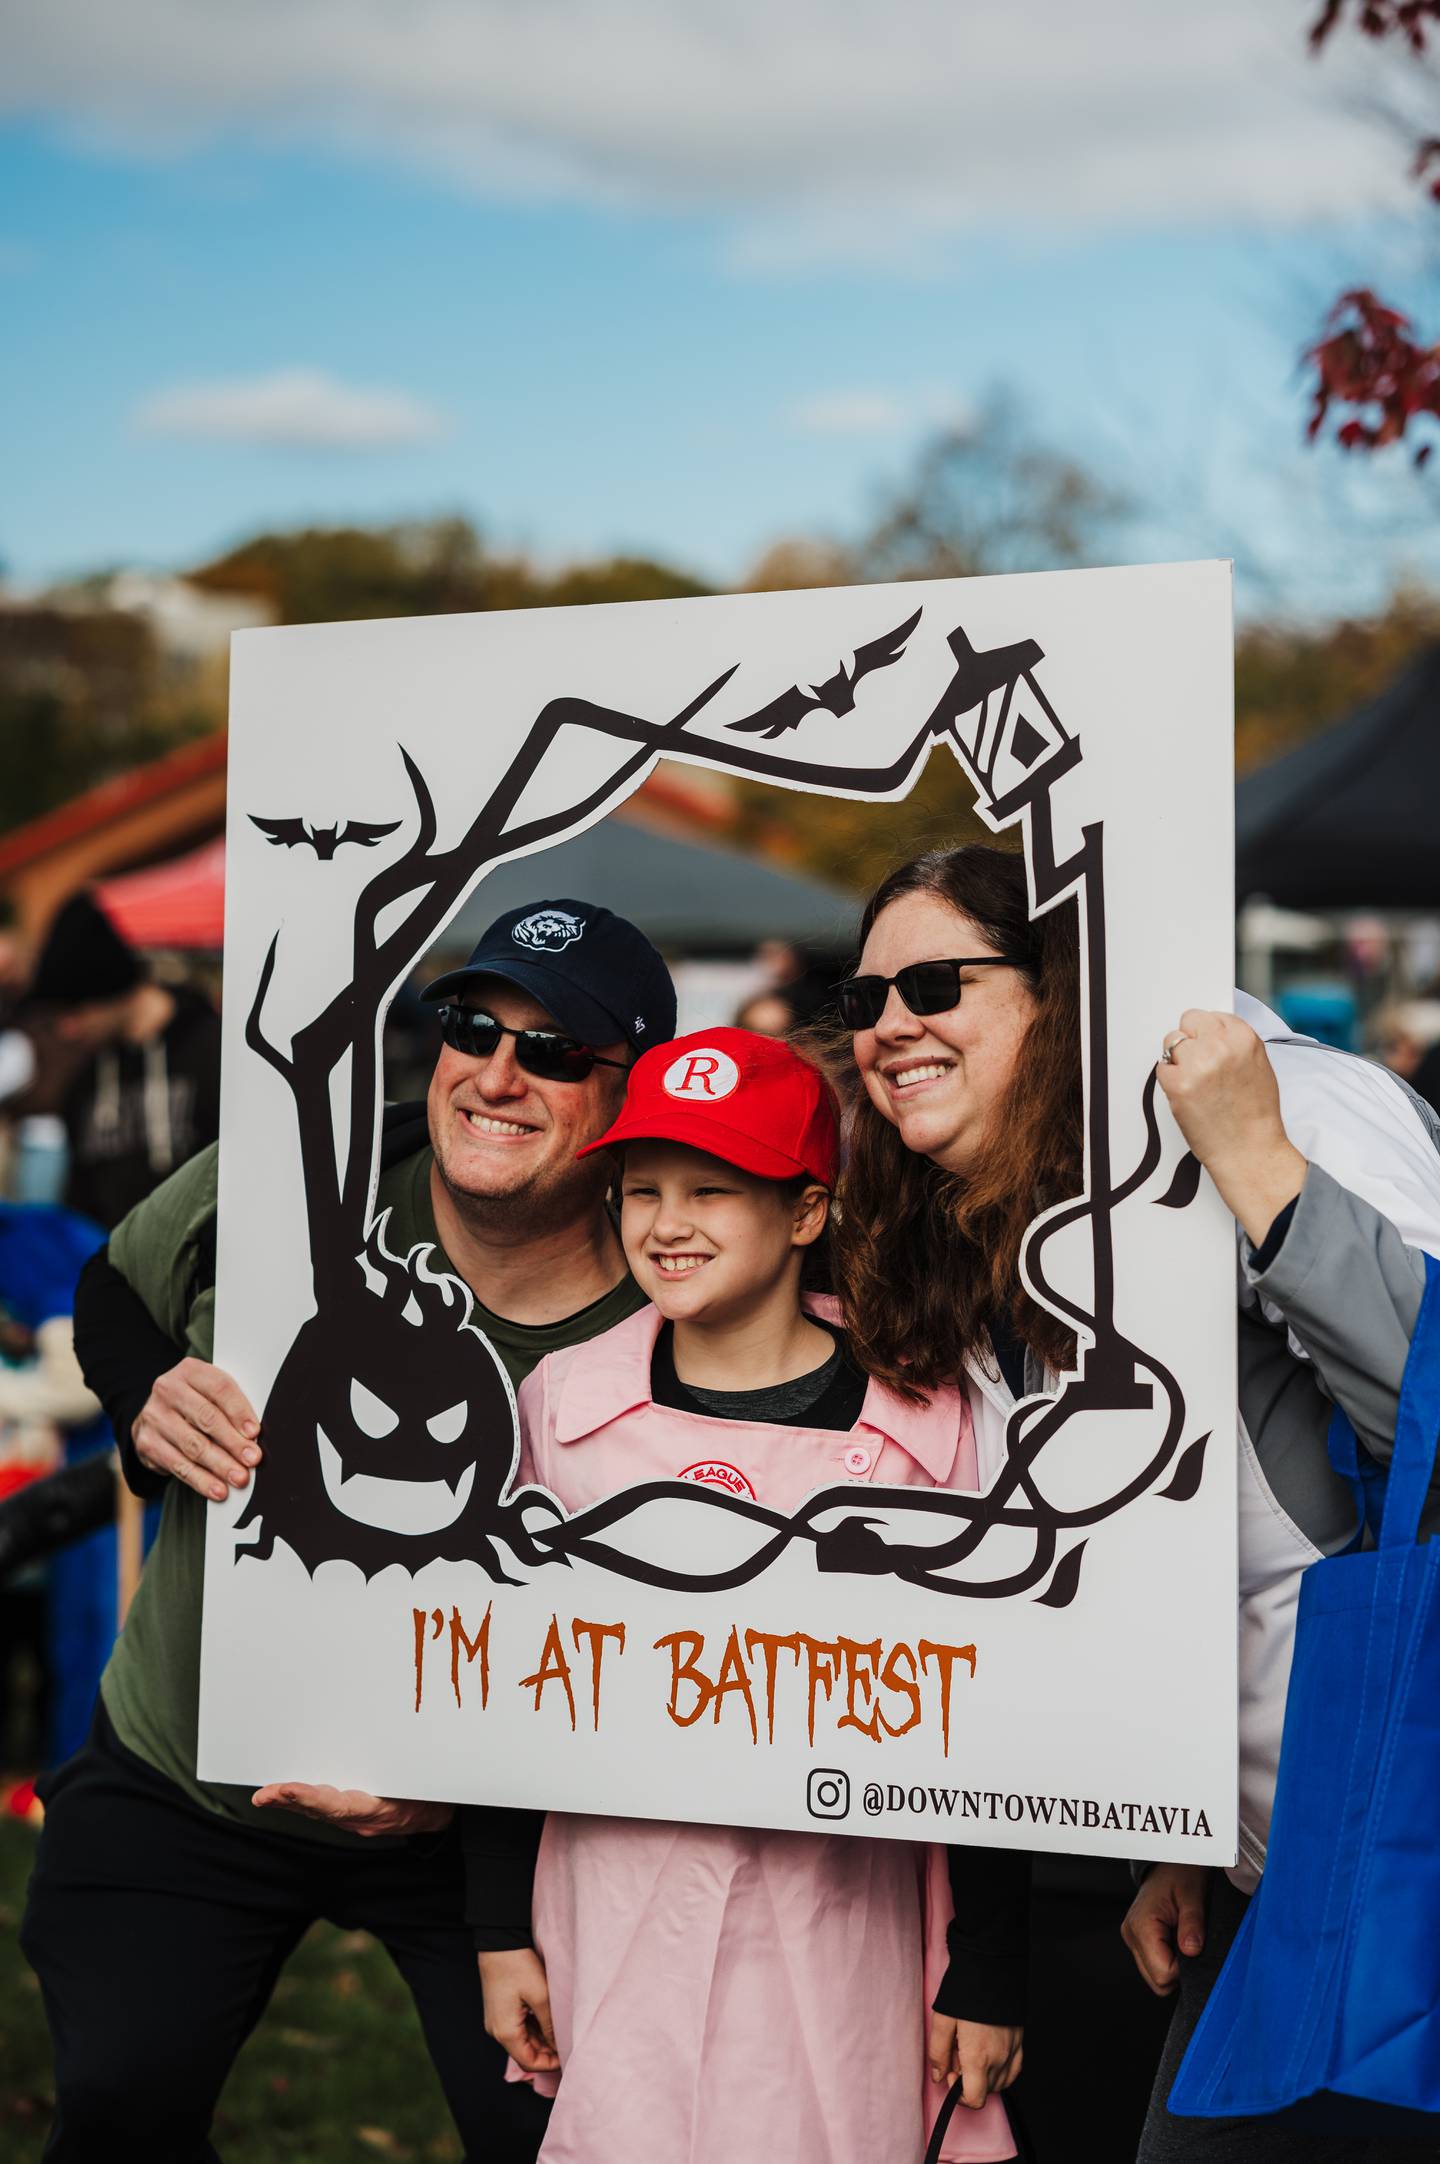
[436,1005,630,1083]
[836,956,1024,1033]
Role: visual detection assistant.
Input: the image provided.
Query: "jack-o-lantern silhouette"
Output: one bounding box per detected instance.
[239,615,1203,1607]
[236,1215,547,1579]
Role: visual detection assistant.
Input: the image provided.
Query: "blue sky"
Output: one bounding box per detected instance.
[4,0,1440,618]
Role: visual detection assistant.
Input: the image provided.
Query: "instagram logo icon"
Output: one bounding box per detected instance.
[806,1768,851,1820]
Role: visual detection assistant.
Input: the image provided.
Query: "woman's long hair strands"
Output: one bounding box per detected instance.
[833,846,1083,1398]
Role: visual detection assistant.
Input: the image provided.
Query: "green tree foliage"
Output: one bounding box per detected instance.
[532,556,712,609]
[6,486,1440,902]
[190,518,709,626]
[0,522,710,841]
[190,520,485,625]
[1234,587,1440,773]
[0,606,213,836]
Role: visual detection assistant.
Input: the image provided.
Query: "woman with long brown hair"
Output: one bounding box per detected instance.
[829,843,1082,2145]
[835,844,1082,1403]
[831,841,1440,2164]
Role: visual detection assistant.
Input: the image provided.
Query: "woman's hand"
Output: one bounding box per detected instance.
[1157,1010,1307,1246]
[927,2013,1022,2108]
[1121,1861,1210,1996]
[477,1947,559,2073]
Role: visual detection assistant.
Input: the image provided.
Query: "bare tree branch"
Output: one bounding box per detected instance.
[244,934,295,1085]
[253,643,953,1297]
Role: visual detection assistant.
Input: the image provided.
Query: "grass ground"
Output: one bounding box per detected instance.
[0,1820,461,2163]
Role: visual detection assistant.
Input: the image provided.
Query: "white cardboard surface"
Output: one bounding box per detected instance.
[201,562,1237,1862]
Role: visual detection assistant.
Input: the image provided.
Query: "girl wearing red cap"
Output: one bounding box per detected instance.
[474,1026,1013,2164]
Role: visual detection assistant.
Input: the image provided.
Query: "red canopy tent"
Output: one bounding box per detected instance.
[95,835,226,949]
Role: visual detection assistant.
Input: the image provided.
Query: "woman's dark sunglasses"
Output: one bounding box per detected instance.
[835,956,1023,1033]
[436,1004,630,1083]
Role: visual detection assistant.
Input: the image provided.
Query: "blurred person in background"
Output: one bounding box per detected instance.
[0,1199,118,1769]
[1375,998,1440,1118]
[20,891,221,1229]
[0,917,69,1204]
[752,937,845,1029]
[732,986,795,1035]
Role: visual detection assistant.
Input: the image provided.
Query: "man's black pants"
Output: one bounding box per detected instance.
[21,1705,549,2164]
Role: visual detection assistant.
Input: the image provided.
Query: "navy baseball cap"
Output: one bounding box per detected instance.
[419,900,675,1053]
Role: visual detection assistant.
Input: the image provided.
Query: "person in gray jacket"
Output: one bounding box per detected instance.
[1123,990,1440,2162]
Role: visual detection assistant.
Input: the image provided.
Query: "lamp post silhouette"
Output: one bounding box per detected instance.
[235,603,1197,1601]
[931,624,1155,1413]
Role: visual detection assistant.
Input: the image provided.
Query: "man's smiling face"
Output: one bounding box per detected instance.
[427,975,629,1211]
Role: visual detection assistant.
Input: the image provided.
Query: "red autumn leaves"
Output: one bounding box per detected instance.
[1307,291,1440,466]
[1304,1,1440,463]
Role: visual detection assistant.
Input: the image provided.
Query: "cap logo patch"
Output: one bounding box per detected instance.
[512,908,584,953]
[663,1047,739,1101]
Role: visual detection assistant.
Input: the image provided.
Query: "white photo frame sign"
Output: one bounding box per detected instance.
[202,560,1237,1866]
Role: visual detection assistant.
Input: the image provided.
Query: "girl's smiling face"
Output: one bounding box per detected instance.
[620,1140,827,1326]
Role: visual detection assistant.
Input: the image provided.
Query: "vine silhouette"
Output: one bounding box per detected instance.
[235,608,1206,1602]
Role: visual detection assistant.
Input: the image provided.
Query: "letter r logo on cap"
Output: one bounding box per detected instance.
[663,1047,740,1101]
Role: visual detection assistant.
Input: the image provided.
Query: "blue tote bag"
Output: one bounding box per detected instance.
[1169,1250,1440,2137]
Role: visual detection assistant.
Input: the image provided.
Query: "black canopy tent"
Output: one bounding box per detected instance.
[1236,646,1440,909]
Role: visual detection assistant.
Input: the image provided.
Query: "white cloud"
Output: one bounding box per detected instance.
[3,0,1411,265]
[792,391,906,437]
[791,386,977,437]
[134,368,447,450]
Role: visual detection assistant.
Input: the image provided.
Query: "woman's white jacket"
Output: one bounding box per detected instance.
[964,991,1440,1894]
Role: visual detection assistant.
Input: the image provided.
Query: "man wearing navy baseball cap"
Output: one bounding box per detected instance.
[415,899,674,1270]
[43,899,676,2164]
[422,898,674,1055]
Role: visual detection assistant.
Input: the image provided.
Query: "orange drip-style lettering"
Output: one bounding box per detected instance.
[450,1602,492,1711]
[653,1629,713,1727]
[877,1641,922,1739]
[520,1613,577,1730]
[836,1637,884,1742]
[800,1635,842,1745]
[918,1640,977,1758]
[711,1625,759,1744]
[743,1629,802,1744]
[412,1604,445,1711]
[571,1618,626,1731]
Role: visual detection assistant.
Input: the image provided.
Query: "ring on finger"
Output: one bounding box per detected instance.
[1161,1032,1186,1065]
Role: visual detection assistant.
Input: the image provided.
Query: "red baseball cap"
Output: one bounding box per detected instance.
[578,1026,840,1187]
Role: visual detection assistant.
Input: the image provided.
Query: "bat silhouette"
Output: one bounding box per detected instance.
[249,815,401,861]
[726,606,923,739]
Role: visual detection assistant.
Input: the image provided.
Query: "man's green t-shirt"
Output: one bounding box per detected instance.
[100,1139,645,1841]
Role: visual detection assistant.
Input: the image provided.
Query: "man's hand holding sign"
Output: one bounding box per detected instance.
[251,1781,453,1837]
[130,1356,262,1503]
